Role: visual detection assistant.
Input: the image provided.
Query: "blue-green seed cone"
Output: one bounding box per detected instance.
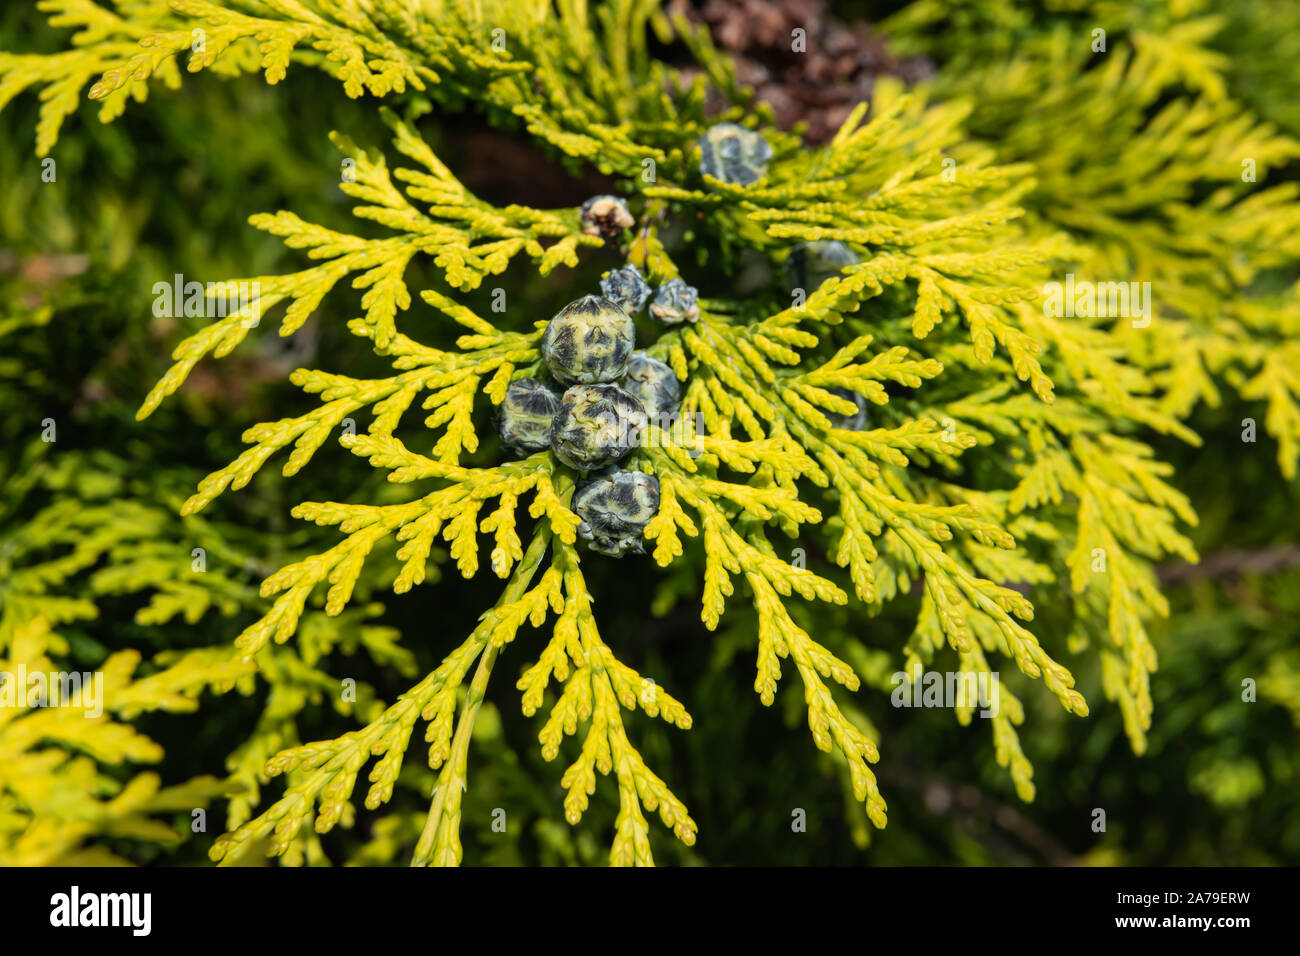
[621,351,681,420]
[550,383,647,471]
[649,278,699,325]
[698,123,774,187]
[497,377,561,454]
[600,263,653,315]
[785,240,860,293]
[540,295,636,385]
[573,469,661,557]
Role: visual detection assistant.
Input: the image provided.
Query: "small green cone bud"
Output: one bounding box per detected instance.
[550,383,647,471]
[600,263,652,315]
[540,295,636,385]
[785,240,860,293]
[497,377,561,454]
[649,278,699,325]
[572,468,661,557]
[698,122,774,187]
[621,351,681,420]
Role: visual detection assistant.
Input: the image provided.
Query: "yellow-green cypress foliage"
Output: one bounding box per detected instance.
[2,0,1296,866]
[882,0,1300,751]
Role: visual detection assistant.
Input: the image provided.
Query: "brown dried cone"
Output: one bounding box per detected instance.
[669,0,933,143]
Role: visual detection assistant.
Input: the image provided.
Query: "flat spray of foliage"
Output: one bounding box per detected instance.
[2,0,1298,865]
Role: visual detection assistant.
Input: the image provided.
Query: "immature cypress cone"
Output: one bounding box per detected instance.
[550,383,647,471]
[497,378,562,454]
[580,194,635,241]
[785,240,859,293]
[572,469,661,556]
[540,295,636,385]
[600,263,653,315]
[649,278,700,325]
[621,351,682,420]
[697,122,774,186]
